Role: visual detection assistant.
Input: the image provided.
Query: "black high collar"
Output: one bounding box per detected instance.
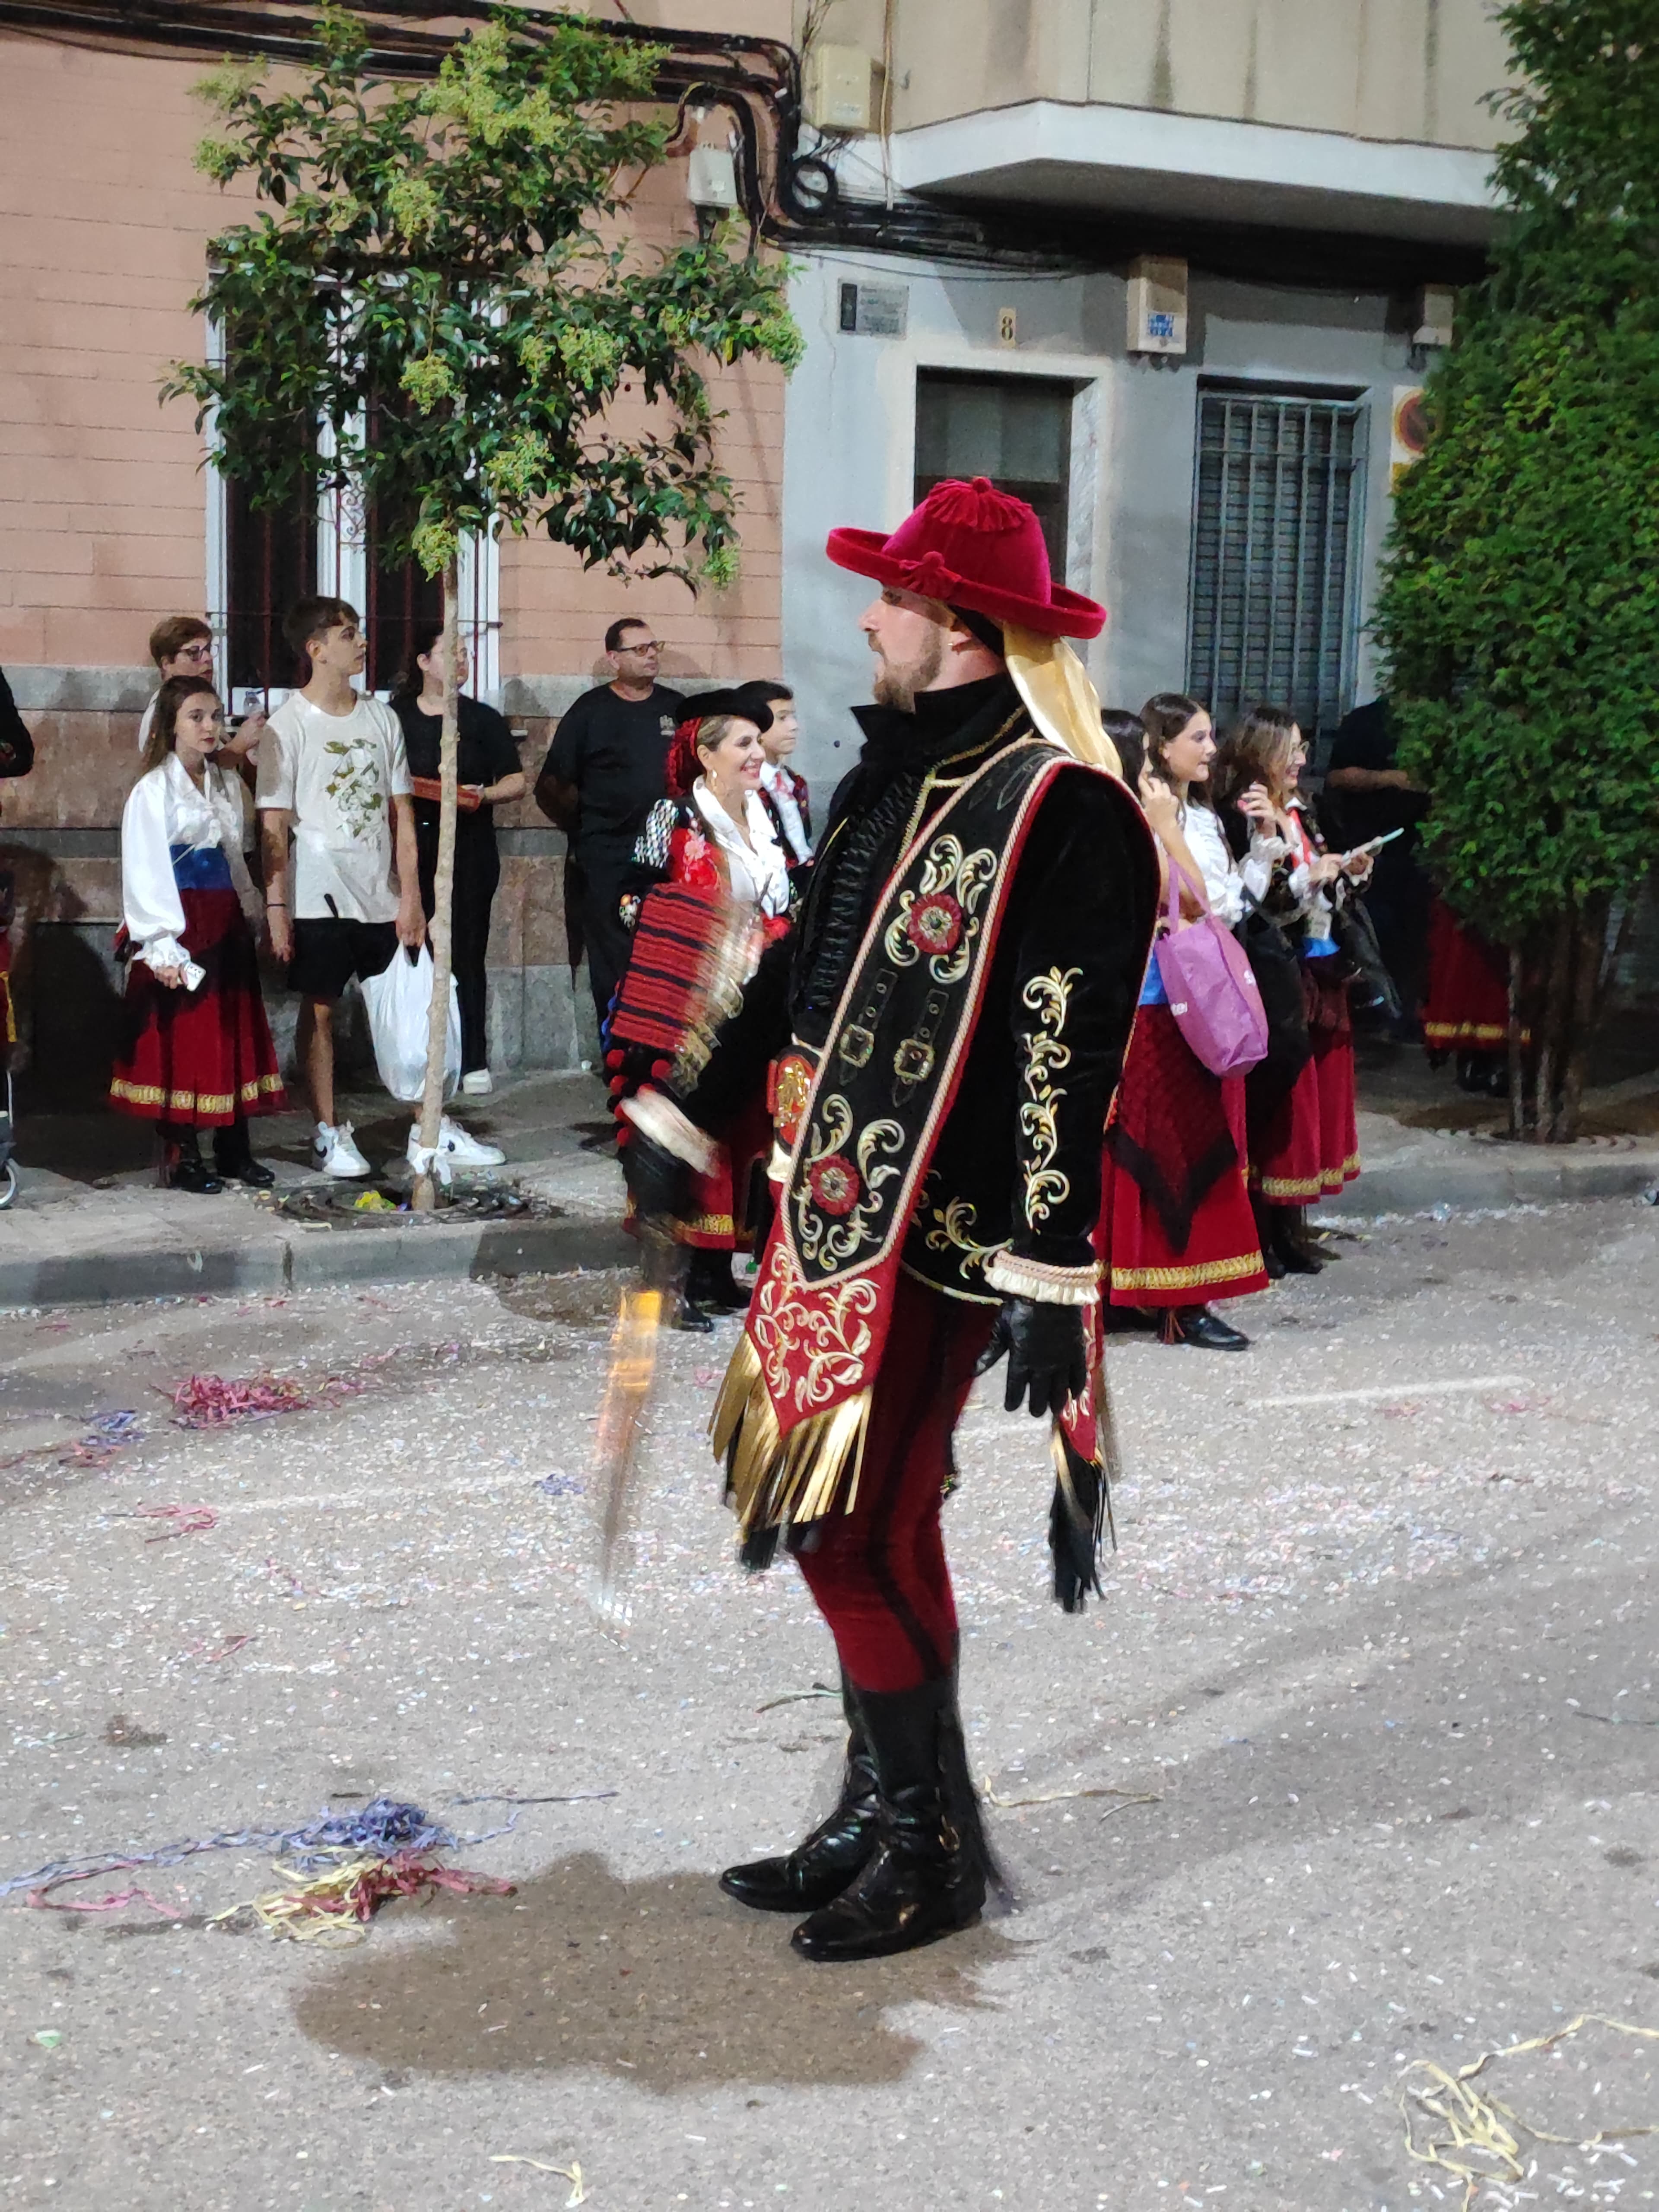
[849,672,1022,779]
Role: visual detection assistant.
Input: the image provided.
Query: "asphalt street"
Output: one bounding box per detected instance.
[3,1198,1659,2212]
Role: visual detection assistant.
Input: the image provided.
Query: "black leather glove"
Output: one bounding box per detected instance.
[1000,1297,1089,1419]
[622,1128,689,1232]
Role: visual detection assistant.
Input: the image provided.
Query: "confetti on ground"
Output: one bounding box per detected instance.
[25,1884,181,1917]
[166,1370,364,1427]
[215,1850,514,1946]
[488,2155,587,2204]
[133,1502,217,1541]
[449,1790,618,1807]
[1400,2013,1659,2209]
[981,1780,1163,1814]
[756,1683,838,1713]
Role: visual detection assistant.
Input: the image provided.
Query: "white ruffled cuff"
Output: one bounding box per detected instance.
[136,934,190,975]
[985,1252,1101,1306]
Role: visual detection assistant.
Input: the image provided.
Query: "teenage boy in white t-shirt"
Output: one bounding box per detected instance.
[257,596,504,1179]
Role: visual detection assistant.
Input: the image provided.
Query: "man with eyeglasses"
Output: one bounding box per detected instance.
[534,616,684,1042]
[136,616,263,766]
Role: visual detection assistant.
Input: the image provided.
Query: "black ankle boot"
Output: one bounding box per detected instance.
[1271,1207,1323,1274]
[720,1677,879,1913]
[791,1675,987,1963]
[691,1249,750,1313]
[213,1126,275,1188]
[164,1131,223,1196]
[1163,1305,1250,1351]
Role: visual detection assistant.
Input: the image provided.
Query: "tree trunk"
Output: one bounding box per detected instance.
[1506,943,1525,1141]
[1533,906,1574,1144]
[1555,891,1611,1146]
[411,558,460,1212]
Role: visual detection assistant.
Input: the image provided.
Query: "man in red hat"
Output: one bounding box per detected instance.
[623,477,1158,1961]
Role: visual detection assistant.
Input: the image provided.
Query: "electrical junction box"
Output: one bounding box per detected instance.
[839,281,909,338]
[806,41,879,132]
[1127,255,1189,356]
[686,145,738,211]
[1413,283,1456,351]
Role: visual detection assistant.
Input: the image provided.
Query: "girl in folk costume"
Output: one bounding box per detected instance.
[738,679,813,864]
[1213,707,1371,1275]
[1422,897,1516,1095]
[1101,696,1269,1350]
[110,676,285,1191]
[610,690,795,1329]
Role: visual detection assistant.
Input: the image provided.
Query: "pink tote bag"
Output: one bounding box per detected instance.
[1153,856,1270,1078]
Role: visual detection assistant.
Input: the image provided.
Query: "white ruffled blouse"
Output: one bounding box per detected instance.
[690,779,791,918]
[121,753,261,976]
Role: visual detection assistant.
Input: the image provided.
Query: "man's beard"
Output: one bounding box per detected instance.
[871,626,945,711]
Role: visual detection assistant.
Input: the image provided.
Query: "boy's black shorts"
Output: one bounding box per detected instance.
[288,917,399,1002]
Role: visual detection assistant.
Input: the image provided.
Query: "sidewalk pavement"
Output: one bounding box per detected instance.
[3,1067,1659,1307]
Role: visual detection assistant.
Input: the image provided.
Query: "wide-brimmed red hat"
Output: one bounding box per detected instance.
[826,476,1105,641]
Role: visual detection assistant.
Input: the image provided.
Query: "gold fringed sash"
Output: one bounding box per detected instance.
[711,1330,873,1549]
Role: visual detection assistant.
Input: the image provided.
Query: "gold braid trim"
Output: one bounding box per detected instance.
[711,1332,872,1541]
[1110,1252,1266,1293]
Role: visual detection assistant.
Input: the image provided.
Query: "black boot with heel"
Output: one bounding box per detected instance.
[161,1127,223,1196]
[790,1673,990,1963]
[720,1675,880,1913]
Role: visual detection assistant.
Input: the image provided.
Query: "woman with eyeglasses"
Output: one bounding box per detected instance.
[1099,695,1269,1350]
[137,617,264,767]
[110,675,285,1192]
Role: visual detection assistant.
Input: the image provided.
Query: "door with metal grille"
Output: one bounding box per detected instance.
[1185,387,1368,745]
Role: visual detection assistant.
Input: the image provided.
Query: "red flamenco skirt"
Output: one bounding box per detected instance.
[1103,1003,1268,1307]
[1423,899,1515,1052]
[109,887,285,1127]
[1308,963,1360,1195]
[1247,1052,1323,1204]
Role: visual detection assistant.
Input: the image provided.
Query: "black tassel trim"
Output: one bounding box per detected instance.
[1049,1435,1107,1614]
[740,1522,782,1572]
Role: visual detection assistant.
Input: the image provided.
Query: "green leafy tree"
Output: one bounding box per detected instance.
[1371,0,1659,1141]
[167,5,801,1198]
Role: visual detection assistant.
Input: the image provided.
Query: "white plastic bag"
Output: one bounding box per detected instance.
[359,944,460,1104]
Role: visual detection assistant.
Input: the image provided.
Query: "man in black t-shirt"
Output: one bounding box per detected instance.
[392,645,527,1092]
[534,617,684,1039]
[1324,697,1431,1034]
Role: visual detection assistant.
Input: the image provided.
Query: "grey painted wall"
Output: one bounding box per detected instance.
[781,251,1425,795]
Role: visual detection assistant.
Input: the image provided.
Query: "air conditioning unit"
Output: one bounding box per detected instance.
[806,42,879,133]
[1128,255,1189,358]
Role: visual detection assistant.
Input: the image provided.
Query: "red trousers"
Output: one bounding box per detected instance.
[794,1269,996,1694]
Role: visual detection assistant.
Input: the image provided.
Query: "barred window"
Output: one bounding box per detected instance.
[1186,385,1368,747]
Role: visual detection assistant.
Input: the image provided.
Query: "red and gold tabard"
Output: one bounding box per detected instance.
[713,736,1117,1548]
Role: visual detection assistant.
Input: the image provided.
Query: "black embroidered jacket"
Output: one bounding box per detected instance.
[677,675,1157,1304]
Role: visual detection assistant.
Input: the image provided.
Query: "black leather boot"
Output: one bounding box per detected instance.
[1271,1206,1324,1274]
[721,1676,879,1912]
[213,1122,275,1189]
[791,1675,987,1963]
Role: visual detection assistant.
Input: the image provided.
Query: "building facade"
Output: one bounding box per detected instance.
[0,0,1515,1093]
[0,3,790,1099]
[779,0,1511,791]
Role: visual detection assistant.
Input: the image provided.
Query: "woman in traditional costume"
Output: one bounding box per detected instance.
[109,675,285,1190]
[1214,707,1368,1273]
[610,690,795,1328]
[1101,695,1268,1348]
[1422,898,1516,1093]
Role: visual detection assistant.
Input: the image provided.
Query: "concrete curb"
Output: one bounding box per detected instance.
[0,1211,635,1309]
[1322,1145,1659,1219]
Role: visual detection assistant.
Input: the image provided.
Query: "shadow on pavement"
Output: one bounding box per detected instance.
[294,1848,1019,2089]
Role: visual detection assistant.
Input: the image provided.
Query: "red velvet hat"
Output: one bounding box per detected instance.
[825,476,1105,640]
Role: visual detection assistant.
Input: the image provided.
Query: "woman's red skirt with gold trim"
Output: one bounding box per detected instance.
[1423,899,1515,1051]
[1103,1003,1268,1306]
[109,888,285,1127]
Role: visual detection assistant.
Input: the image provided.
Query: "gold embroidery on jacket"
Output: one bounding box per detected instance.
[921,1190,1009,1277]
[1018,965,1081,1226]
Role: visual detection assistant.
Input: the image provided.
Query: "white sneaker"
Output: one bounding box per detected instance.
[314,1120,371,1178]
[407,1115,506,1170]
[461,1069,494,1096]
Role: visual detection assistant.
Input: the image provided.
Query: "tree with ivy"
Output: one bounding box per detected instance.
[167,5,801,1199]
[1371,0,1659,1142]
